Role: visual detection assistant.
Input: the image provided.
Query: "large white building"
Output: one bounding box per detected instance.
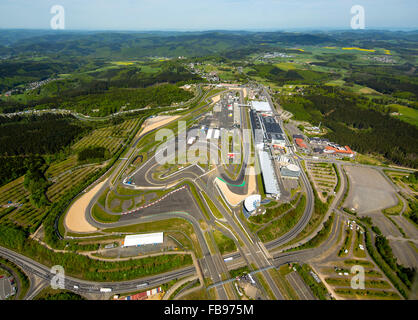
[123,232,164,247]
[258,151,281,197]
[251,101,272,113]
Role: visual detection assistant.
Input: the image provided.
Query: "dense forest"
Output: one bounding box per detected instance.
[108,63,201,88]
[1,30,417,59]
[279,86,418,168]
[23,158,50,208]
[77,146,108,162]
[344,64,418,99]
[0,156,33,186]
[408,200,418,225]
[0,59,85,92]
[0,114,87,187]
[0,114,86,156]
[1,82,195,116]
[40,84,194,116]
[0,59,201,96]
[247,64,334,85]
[35,291,86,301]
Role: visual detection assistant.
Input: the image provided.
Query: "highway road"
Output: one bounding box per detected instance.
[48,84,231,299]
[122,87,284,299]
[111,85,315,299]
[4,83,392,301]
[0,200,345,300]
[0,246,196,299]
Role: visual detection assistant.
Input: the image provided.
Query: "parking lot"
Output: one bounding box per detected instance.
[344,166,398,214]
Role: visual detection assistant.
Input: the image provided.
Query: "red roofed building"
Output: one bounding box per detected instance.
[119,287,162,300]
[324,145,354,156]
[295,138,307,149]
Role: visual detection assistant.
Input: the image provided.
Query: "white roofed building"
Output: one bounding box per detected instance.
[244,194,261,213]
[251,101,272,113]
[123,232,164,247]
[258,151,280,197]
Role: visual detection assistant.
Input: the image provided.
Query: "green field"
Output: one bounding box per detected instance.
[212,229,236,254]
[73,118,140,154]
[388,104,418,127]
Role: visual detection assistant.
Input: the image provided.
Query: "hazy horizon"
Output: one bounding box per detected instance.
[1,27,418,33]
[1,0,417,31]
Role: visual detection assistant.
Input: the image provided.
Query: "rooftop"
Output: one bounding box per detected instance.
[244,194,261,212]
[295,138,307,148]
[259,151,280,195]
[251,101,272,112]
[123,232,164,246]
[262,116,283,134]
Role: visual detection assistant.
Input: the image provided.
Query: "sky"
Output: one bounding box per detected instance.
[0,0,417,31]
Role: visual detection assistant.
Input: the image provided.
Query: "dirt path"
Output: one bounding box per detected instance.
[137,115,181,138]
[211,94,221,103]
[64,181,108,233]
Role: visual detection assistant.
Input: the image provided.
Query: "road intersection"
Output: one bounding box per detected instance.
[1,83,415,300]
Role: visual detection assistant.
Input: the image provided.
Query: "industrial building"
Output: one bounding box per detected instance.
[258,151,281,197]
[249,100,285,199]
[261,116,283,135]
[250,109,284,148]
[309,137,330,144]
[280,163,301,178]
[122,232,164,247]
[251,100,272,113]
[266,132,286,147]
[249,110,264,149]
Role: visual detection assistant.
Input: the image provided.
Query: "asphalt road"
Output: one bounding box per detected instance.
[263,117,314,249]
[0,246,196,298]
[127,88,284,299]
[13,84,366,301]
[286,271,316,300]
[72,84,342,300]
[47,85,231,299]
